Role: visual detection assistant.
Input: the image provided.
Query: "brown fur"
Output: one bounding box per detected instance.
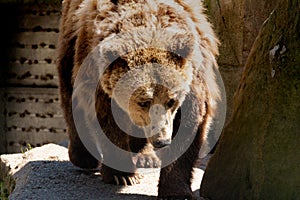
[57,0,220,199]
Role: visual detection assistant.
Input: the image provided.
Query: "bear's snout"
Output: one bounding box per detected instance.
[149,127,172,148]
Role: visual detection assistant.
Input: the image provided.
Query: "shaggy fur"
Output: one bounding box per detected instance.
[57,0,220,199]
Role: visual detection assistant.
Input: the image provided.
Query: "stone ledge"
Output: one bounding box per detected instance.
[1,143,206,200]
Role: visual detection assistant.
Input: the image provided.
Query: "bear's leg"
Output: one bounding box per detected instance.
[62,92,99,169]
[157,127,203,199]
[58,37,98,169]
[67,112,99,169]
[96,93,147,184]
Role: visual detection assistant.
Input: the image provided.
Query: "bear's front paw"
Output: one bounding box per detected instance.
[101,168,143,186]
[136,152,161,168]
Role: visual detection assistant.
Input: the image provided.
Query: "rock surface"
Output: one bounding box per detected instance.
[200,0,300,199]
[1,143,206,200]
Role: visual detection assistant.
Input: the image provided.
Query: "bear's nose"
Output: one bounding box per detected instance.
[153,139,171,148]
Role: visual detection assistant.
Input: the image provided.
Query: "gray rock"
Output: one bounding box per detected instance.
[1,144,206,200]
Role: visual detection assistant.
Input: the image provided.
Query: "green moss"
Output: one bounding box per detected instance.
[0,181,9,200]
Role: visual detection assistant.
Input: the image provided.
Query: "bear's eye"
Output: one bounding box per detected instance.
[138,101,151,109]
[166,99,176,108]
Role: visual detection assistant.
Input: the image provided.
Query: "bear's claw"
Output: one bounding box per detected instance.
[112,174,143,186]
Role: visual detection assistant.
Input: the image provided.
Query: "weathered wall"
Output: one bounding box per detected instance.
[0,2,67,153]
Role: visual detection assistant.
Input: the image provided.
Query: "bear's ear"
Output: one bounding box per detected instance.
[100,55,130,97]
[167,33,194,59]
[172,40,193,59]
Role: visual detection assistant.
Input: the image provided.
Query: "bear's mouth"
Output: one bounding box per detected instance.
[152,139,171,149]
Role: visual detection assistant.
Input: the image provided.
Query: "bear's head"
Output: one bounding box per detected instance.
[113,60,191,148]
[95,29,195,148]
[97,29,195,148]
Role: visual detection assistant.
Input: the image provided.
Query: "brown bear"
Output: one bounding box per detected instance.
[57,0,220,199]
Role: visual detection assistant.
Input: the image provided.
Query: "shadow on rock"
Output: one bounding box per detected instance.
[10,160,157,200]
